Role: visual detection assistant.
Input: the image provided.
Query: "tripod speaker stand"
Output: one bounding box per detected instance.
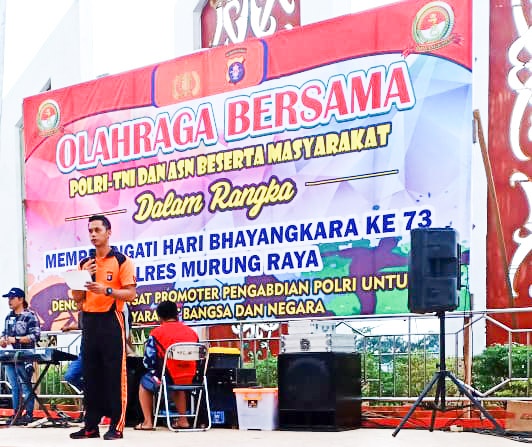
[392,311,504,436]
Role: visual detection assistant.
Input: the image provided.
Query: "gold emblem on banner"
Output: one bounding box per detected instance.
[37,99,61,136]
[411,2,456,51]
[403,1,459,57]
[173,71,201,100]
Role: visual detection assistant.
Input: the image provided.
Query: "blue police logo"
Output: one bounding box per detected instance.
[228,61,245,84]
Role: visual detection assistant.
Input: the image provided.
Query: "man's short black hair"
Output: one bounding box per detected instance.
[156,301,178,321]
[88,214,111,230]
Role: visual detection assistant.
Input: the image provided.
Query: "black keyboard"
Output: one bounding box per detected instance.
[0,348,77,364]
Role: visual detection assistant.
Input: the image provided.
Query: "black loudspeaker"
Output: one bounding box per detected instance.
[408,227,460,314]
[206,368,257,427]
[278,352,361,430]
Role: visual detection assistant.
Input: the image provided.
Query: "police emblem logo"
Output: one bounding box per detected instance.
[37,99,60,134]
[411,1,456,52]
[226,48,247,84]
[227,57,245,84]
[107,272,113,281]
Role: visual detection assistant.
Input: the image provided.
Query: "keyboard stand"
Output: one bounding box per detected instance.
[0,349,79,428]
[16,363,72,428]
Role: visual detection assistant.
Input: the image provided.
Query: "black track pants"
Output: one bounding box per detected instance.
[81,307,127,431]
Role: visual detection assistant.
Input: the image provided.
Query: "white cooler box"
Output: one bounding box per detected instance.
[233,388,278,430]
[280,333,356,353]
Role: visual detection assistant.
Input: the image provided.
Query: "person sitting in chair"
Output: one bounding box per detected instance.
[135,301,198,431]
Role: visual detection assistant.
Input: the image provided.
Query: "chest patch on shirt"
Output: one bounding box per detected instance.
[107,272,113,281]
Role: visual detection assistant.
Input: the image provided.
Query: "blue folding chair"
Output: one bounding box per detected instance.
[153,342,211,431]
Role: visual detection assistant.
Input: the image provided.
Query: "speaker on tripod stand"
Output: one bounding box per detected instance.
[393,227,504,436]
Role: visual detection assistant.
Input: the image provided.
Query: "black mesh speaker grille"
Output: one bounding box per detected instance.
[278,352,361,430]
[280,356,333,409]
[408,227,459,313]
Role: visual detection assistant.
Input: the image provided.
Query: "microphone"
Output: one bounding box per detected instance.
[89,249,96,281]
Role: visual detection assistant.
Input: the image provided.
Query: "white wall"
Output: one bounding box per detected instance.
[88,0,177,78]
[470,0,490,312]
[0,1,86,313]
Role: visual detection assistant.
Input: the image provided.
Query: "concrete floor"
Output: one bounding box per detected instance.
[0,426,519,447]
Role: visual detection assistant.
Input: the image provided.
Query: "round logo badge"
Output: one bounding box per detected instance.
[37,99,60,133]
[228,61,245,84]
[412,1,454,45]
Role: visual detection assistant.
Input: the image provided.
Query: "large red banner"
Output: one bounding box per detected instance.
[22,0,472,331]
[488,1,532,344]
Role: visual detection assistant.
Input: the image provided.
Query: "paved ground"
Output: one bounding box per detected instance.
[0,425,519,447]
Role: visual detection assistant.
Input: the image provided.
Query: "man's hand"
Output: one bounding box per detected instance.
[82,282,136,301]
[83,258,97,277]
[0,337,7,348]
[85,281,106,295]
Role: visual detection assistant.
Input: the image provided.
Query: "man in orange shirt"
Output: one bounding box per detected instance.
[69,215,136,441]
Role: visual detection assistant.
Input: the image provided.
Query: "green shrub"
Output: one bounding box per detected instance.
[39,365,80,406]
[473,343,532,396]
[244,356,278,388]
[363,352,462,397]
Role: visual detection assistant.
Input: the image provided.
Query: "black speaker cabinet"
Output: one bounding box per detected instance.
[278,352,361,430]
[206,368,257,427]
[408,227,460,314]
